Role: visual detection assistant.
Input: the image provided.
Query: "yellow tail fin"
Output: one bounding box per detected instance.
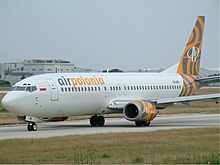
[177,16,205,75]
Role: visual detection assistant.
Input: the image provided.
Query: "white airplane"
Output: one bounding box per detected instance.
[2,16,219,131]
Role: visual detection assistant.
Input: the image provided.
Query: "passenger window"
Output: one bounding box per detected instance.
[88,87,90,91]
[78,87,80,91]
[61,88,64,92]
[91,87,93,91]
[84,87,87,91]
[124,86,126,90]
[134,86,136,90]
[113,86,115,91]
[116,86,118,90]
[81,87,84,91]
[68,87,71,92]
[72,87,74,92]
[119,86,121,90]
[136,86,139,90]
[94,87,97,91]
[65,87,67,92]
[110,86,112,91]
[98,87,100,91]
[156,86,158,90]
[131,86,133,90]
[75,87,77,92]
[127,86,130,90]
[104,87,107,91]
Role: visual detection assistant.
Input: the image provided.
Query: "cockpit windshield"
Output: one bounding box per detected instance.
[11,86,37,92]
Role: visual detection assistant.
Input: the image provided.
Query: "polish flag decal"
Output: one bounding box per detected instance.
[39,87,47,91]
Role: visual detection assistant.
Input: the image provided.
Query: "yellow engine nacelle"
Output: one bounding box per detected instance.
[123,101,158,122]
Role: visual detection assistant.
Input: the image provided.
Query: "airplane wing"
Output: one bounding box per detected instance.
[156,93,219,104]
[107,93,220,110]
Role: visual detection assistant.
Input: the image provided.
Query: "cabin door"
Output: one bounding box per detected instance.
[47,79,59,101]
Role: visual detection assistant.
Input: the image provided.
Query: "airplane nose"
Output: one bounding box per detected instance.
[2,93,14,112]
[1,92,22,114]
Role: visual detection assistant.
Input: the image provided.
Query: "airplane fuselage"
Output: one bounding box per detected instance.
[3,72,183,118]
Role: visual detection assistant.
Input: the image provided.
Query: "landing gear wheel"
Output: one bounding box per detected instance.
[97,116,105,126]
[90,115,97,126]
[135,121,142,127]
[90,115,105,127]
[135,121,150,127]
[27,122,37,131]
[142,121,150,126]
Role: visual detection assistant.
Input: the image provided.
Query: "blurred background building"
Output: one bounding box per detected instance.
[0,59,75,84]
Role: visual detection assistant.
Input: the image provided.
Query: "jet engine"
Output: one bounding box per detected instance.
[123,101,158,122]
[40,117,68,122]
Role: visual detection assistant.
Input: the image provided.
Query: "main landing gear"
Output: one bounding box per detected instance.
[27,122,38,131]
[135,121,151,127]
[90,115,105,126]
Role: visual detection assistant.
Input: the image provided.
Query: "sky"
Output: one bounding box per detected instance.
[0,0,219,70]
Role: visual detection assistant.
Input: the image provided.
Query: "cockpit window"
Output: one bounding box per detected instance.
[26,86,37,92]
[11,86,37,92]
[15,86,26,91]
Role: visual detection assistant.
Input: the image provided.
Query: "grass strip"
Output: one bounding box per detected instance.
[0,128,219,164]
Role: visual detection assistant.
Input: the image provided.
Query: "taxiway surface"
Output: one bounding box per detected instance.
[0,113,219,140]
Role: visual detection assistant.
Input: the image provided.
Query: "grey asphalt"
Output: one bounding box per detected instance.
[0,113,219,140]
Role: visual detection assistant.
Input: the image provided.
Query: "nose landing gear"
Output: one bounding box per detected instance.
[27,122,38,131]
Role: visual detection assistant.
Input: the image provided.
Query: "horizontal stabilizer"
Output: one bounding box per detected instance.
[196,75,220,82]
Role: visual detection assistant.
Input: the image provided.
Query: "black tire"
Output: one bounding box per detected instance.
[32,122,37,131]
[27,123,33,131]
[90,115,97,126]
[142,121,150,126]
[97,116,105,126]
[135,121,142,127]
[27,122,38,131]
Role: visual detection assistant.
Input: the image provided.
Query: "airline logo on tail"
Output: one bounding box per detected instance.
[187,46,200,62]
[177,16,205,75]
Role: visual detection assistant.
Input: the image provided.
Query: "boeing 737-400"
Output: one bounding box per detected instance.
[2,16,220,131]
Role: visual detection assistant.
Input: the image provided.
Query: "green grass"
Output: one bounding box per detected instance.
[0,128,219,164]
[0,108,8,113]
[0,87,10,91]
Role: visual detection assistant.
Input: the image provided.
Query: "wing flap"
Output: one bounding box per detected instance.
[156,94,220,104]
